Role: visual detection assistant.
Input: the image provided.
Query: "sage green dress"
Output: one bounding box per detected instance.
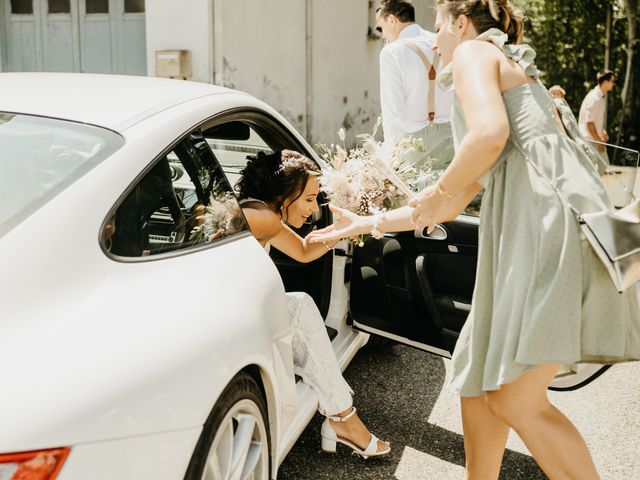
[441,29,640,397]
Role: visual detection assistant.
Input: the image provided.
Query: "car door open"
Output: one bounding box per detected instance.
[349,215,479,357]
[349,208,617,391]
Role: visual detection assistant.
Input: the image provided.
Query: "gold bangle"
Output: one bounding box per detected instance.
[436,180,456,199]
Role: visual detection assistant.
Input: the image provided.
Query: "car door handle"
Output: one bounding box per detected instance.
[414,224,448,240]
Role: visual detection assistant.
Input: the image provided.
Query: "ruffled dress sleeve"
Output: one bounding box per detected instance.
[437,28,541,90]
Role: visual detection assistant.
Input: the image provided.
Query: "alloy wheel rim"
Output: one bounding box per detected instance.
[202,399,269,480]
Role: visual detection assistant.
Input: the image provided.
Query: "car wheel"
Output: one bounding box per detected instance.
[184,372,270,480]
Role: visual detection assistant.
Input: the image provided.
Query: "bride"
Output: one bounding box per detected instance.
[235,149,390,458]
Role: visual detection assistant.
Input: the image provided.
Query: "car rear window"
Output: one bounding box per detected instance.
[0,112,124,237]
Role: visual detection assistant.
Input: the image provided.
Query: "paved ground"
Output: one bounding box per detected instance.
[278,343,640,480]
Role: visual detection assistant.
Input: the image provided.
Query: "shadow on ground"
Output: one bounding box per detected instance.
[278,343,545,480]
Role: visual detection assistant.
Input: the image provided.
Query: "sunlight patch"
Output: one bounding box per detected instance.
[394,446,465,480]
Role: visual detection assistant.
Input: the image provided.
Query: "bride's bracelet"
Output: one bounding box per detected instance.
[371,212,385,240]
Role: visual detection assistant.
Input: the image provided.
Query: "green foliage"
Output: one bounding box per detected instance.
[513,0,628,143]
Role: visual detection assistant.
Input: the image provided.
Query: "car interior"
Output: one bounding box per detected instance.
[349,218,479,355]
[108,129,247,257]
[203,112,335,323]
[106,110,335,330]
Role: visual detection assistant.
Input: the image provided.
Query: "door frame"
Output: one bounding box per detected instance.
[350,214,480,358]
[354,319,453,358]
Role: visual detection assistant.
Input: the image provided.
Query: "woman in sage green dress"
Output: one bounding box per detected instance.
[309,0,640,478]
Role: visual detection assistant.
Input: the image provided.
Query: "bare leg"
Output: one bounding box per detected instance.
[460,395,510,480]
[486,364,599,479]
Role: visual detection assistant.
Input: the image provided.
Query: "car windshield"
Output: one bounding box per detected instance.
[0,112,124,238]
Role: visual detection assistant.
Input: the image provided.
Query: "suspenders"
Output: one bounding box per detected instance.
[399,40,440,122]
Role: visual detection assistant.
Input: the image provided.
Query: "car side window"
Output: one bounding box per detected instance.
[203,117,331,240]
[105,129,248,257]
[203,121,273,186]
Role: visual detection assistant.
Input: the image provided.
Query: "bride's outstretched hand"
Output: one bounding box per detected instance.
[306,204,372,244]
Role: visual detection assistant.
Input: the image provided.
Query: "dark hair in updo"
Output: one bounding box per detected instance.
[235,149,321,214]
[437,0,524,44]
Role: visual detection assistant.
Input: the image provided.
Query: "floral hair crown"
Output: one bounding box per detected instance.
[276,151,322,177]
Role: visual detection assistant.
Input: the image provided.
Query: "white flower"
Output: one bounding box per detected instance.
[334,145,347,167]
[316,124,439,246]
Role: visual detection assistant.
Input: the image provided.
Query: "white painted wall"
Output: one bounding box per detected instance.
[309,0,437,145]
[219,0,307,136]
[143,0,437,145]
[414,1,438,33]
[309,0,382,146]
[145,0,213,82]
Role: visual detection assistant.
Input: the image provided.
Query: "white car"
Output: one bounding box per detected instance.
[0,73,609,480]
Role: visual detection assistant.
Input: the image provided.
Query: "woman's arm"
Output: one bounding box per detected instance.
[410,41,509,229]
[242,207,335,263]
[435,40,510,196]
[306,181,481,245]
[269,222,337,263]
[305,205,416,244]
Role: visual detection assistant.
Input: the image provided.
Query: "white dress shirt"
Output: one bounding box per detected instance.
[578,86,606,140]
[379,24,453,148]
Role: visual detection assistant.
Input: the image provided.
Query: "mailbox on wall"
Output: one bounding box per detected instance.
[155,50,191,79]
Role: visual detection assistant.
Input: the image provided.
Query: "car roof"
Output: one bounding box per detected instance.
[0,72,238,132]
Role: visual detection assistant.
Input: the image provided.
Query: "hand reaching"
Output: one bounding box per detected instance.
[409,184,451,234]
[306,204,373,244]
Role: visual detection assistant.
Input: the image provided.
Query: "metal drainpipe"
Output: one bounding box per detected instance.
[212,0,224,85]
[0,4,5,72]
[305,0,313,142]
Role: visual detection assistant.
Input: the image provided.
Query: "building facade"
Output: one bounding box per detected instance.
[0,0,436,144]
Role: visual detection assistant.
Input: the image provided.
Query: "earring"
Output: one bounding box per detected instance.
[280,206,286,224]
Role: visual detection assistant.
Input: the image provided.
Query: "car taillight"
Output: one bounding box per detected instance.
[0,448,69,480]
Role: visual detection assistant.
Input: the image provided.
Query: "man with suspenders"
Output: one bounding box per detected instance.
[376,0,454,186]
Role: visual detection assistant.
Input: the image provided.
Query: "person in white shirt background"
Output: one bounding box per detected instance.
[578,69,616,162]
[376,0,455,183]
[549,85,604,173]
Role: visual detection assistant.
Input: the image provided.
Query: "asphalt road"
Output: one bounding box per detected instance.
[278,343,640,480]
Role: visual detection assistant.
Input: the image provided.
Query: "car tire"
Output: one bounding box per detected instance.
[184,371,270,480]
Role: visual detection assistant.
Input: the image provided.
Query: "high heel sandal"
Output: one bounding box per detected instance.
[320,407,390,459]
